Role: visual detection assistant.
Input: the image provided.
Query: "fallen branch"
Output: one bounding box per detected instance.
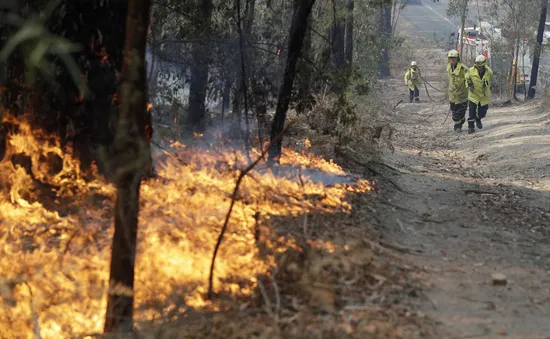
[207,122,294,299]
[393,99,404,110]
[464,189,499,195]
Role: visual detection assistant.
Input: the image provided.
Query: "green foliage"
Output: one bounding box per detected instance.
[0,0,85,95]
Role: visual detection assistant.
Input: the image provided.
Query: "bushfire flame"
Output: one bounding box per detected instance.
[0,117,372,338]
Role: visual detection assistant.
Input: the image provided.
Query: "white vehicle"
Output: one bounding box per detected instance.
[456,24,532,92]
[456,26,490,64]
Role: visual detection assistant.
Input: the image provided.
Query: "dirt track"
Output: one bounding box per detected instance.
[371,56,550,338]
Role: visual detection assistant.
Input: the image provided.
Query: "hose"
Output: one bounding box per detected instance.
[422,79,437,102]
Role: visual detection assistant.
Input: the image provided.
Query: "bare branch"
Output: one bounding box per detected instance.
[207,122,295,300]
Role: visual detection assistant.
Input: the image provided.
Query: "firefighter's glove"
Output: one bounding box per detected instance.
[468,80,474,89]
[483,80,489,89]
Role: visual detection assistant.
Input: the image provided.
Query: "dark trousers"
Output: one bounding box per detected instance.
[468,101,488,127]
[409,86,419,101]
[450,101,468,127]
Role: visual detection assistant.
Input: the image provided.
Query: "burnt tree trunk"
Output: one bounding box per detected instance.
[528,0,548,99]
[186,0,213,133]
[104,0,151,333]
[296,14,313,114]
[268,0,316,162]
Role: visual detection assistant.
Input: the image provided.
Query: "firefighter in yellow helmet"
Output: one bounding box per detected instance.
[404,61,422,103]
[465,54,493,134]
[446,49,469,132]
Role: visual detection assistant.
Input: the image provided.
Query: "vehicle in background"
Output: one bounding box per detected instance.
[455,23,532,93]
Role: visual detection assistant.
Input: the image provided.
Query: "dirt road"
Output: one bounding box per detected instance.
[372,59,550,338]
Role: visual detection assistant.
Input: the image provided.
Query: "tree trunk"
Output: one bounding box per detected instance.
[296,14,313,114]
[512,38,520,100]
[345,0,354,66]
[330,0,345,94]
[528,0,548,99]
[268,0,316,162]
[104,0,151,333]
[186,0,213,133]
[236,0,256,146]
[459,2,467,59]
[331,26,345,70]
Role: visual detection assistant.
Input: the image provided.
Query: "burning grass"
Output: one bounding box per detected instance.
[0,116,389,338]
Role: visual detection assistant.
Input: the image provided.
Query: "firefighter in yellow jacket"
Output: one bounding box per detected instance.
[404,61,422,103]
[465,54,493,134]
[446,49,469,132]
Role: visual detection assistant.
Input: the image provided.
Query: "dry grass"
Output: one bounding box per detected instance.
[103,226,437,339]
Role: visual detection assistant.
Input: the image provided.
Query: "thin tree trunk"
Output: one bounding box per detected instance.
[459,2,467,59]
[391,0,397,30]
[345,0,354,65]
[330,0,345,94]
[236,0,255,152]
[186,0,213,133]
[104,0,151,332]
[296,14,313,114]
[528,0,548,98]
[513,38,520,100]
[268,0,316,162]
[331,15,345,70]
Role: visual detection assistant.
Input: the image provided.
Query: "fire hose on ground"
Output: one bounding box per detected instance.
[396,78,452,124]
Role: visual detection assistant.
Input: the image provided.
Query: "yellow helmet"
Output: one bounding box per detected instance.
[448,49,459,58]
[475,55,486,66]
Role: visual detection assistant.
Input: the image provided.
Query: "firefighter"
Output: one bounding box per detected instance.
[446,49,469,132]
[404,61,422,103]
[465,54,493,134]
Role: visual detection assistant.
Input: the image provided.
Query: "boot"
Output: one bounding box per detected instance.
[409,97,413,103]
[476,118,483,129]
[454,125,462,133]
[468,128,475,134]
[414,97,420,103]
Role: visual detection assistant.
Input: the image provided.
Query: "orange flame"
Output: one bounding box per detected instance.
[0,117,373,337]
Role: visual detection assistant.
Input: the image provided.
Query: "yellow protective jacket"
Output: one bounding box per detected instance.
[447,61,469,104]
[404,67,422,90]
[465,65,493,106]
